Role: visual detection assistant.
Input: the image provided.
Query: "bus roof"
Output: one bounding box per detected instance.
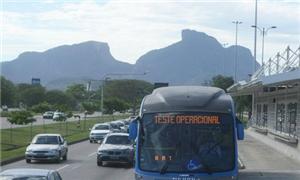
[142,86,233,114]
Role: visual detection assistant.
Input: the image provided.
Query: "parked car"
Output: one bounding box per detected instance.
[42,111,54,119]
[0,168,62,180]
[97,133,134,166]
[53,111,66,121]
[89,123,112,143]
[25,134,68,163]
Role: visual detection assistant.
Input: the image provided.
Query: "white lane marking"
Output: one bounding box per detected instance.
[71,164,82,170]
[56,164,70,171]
[88,152,97,157]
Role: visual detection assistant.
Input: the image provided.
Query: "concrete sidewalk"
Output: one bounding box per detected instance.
[245,128,300,163]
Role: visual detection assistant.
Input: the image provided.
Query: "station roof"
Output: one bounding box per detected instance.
[227,68,300,96]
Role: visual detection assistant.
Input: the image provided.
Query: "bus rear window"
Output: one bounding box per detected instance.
[139,112,235,173]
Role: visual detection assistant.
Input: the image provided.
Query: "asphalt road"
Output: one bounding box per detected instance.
[1,132,300,180]
[0,141,134,180]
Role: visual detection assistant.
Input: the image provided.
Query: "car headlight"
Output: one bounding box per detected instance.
[90,133,94,136]
[98,150,107,154]
[26,149,33,153]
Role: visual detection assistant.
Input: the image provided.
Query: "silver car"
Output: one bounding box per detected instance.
[97,133,134,166]
[0,168,62,180]
[89,123,112,143]
[25,134,68,163]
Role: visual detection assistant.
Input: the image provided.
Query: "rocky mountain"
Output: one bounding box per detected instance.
[1,30,258,89]
[134,29,257,84]
[1,41,133,89]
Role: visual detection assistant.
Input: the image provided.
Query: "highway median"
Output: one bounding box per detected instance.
[0,114,128,165]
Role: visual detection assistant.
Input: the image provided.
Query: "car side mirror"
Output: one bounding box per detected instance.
[89,128,92,131]
[236,117,244,140]
[129,117,139,140]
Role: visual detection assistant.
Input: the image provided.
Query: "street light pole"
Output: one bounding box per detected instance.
[232,21,242,82]
[253,0,258,73]
[251,25,277,66]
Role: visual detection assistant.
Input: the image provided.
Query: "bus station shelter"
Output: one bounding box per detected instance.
[228,46,300,157]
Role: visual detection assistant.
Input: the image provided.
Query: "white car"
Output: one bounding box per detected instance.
[89,123,112,143]
[25,134,68,163]
[53,112,66,121]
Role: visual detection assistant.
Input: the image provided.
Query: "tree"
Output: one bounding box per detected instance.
[66,84,86,103]
[17,84,46,107]
[30,102,53,113]
[104,98,129,114]
[211,75,234,92]
[81,102,100,114]
[103,79,153,114]
[0,76,16,107]
[45,90,76,111]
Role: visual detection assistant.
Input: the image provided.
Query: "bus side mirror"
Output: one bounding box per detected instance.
[236,117,244,140]
[129,117,139,140]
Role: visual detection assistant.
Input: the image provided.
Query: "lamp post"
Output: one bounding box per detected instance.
[251,25,276,66]
[232,21,242,82]
[100,72,147,114]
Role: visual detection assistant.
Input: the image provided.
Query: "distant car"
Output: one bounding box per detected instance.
[0,168,62,180]
[89,123,112,143]
[109,122,122,133]
[25,134,68,163]
[97,133,134,166]
[114,120,127,133]
[1,105,8,112]
[43,111,54,119]
[53,112,66,121]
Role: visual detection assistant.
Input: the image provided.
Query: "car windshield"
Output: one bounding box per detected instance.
[33,136,59,144]
[94,125,109,130]
[105,135,131,145]
[139,112,234,173]
[0,175,47,180]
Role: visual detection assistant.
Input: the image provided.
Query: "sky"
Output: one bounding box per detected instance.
[1,0,300,65]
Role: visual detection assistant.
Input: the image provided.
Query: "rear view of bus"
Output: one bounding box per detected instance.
[129,86,244,180]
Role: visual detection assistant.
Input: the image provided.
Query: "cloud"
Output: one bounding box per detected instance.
[2,0,300,64]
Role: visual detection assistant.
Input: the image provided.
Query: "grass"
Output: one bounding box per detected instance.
[0,114,129,162]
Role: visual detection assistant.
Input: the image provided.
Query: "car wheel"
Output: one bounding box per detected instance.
[56,152,61,163]
[97,160,103,166]
[63,153,67,161]
[26,159,31,163]
[90,140,93,143]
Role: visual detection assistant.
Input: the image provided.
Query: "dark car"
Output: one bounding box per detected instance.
[97,133,134,166]
[0,168,62,180]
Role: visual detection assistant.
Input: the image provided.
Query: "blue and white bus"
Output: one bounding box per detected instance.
[129,86,244,180]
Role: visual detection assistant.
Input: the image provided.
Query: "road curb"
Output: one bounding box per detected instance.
[238,157,246,169]
[0,138,89,166]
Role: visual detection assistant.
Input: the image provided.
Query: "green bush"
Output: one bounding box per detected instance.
[30,102,53,113]
[7,111,36,125]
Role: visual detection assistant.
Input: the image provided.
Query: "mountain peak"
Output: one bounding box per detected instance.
[181,29,211,41]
